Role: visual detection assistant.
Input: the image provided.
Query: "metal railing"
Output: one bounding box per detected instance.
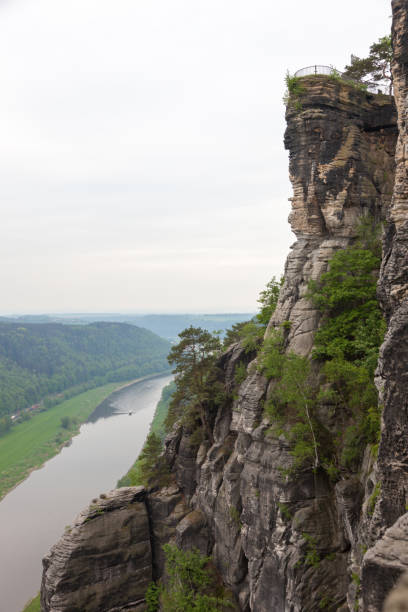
[294,65,335,78]
[294,65,383,94]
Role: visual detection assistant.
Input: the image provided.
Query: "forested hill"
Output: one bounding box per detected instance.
[3,313,254,341]
[0,321,170,417]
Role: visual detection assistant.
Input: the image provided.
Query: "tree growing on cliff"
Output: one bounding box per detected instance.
[223,276,283,351]
[138,432,170,487]
[343,35,393,95]
[166,327,222,441]
[159,544,233,611]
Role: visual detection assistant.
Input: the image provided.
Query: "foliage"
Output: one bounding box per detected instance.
[159,544,233,611]
[259,218,384,476]
[229,506,242,529]
[146,582,161,612]
[319,595,334,610]
[117,381,176,488]
[60,415,77,430]
[222,321,249,347]
[149,381,177,440]
[302,533,320,567]
[234,362,247,385]
[137,432,171,487]
[277,502,292,521]
[239,321,264,354]
[283,72,306,111]
[308,218,385,470]
[260,334,321,472]
[0,321,170,419]
[166,327,222,441]
[367,482,381,517]
[0,415,12,436]
[308,247,383,367]
[256,276,284,326]
[343,35,393,94]
[223,276,282,352]
[257,330,284,379]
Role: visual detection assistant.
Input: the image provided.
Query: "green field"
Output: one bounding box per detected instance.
[0,382,124,501]
[22,594,40,612]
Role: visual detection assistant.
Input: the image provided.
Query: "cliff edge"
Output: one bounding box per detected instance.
[40,11,408,612]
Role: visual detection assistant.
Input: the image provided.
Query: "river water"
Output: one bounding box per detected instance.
[0,374,173,612]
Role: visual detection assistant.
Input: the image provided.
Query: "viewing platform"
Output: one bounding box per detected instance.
[294,65,381,94]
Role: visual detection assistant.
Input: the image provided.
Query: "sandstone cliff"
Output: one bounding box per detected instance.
[41,14,408,612]
[360,2,408,611]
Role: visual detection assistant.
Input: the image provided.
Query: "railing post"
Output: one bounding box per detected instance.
[315,65,317,74]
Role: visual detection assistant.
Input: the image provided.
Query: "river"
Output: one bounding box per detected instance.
[0,373,173,612]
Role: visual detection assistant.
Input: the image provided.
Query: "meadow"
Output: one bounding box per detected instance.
[22,594,40,612]
[0,382,121,501]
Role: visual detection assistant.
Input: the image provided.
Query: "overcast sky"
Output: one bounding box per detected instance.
[0,0,391,314]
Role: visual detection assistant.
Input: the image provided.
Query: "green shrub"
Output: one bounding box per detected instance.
[146,582,161,612]
[308,217,385,470]
[261,344,320,473]
[234,362,247,385]
[283,72,306,111]
[240,321,264,353]
[160,544,233,611]
[302,533,320,567]
[229,506,241,528]
[138,432,171,488]
[367,482,381,516]
[277,502,292,520]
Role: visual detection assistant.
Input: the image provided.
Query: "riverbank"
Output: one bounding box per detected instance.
[117,379,175,487]
[22,594,40,612]
[0,371,170,502]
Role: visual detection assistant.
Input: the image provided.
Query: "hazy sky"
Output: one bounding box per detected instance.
[0,0,391,314]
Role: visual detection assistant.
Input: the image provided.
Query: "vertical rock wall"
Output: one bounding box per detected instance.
[270,77,396,353]
[41,57,404,612]
[171,80,397,611]
[361,2,408,610]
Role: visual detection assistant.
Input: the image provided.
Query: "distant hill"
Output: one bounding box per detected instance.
[4,313,254,341]
[0,321,170,417]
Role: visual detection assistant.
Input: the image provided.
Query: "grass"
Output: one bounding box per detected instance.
[117,380,175,487]
[21,593,41,612]
[0,382,123,501]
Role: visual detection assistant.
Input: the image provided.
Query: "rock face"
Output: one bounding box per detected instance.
[41,486,189,612]
[164,80,396,611]
[270,76,396,356]
[41,18,408,612]
[362,513,408,612]
[372,0,408,532]
[357,1,408,609]
[41,488,151,612]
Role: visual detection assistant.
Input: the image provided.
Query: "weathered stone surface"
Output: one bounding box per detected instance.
[362,513,408,612]
[41,43,405,612]
[41,487,151,612]
[369,0,408,540]
[269,76,396,356]
[170,78,397,611]
[384,571,408,612]
[147,484,189,576]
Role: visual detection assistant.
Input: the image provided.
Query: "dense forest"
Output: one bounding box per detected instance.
[2,313,254,342]
[0,321,170,419]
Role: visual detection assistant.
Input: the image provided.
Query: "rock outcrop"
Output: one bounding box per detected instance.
[357,1,408,608]
[370,0,408,532]
[41,488,151,612]
[41,486,189,612]
[270,75,396,355]
[42,12,408,612]
[362,513,408,611]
